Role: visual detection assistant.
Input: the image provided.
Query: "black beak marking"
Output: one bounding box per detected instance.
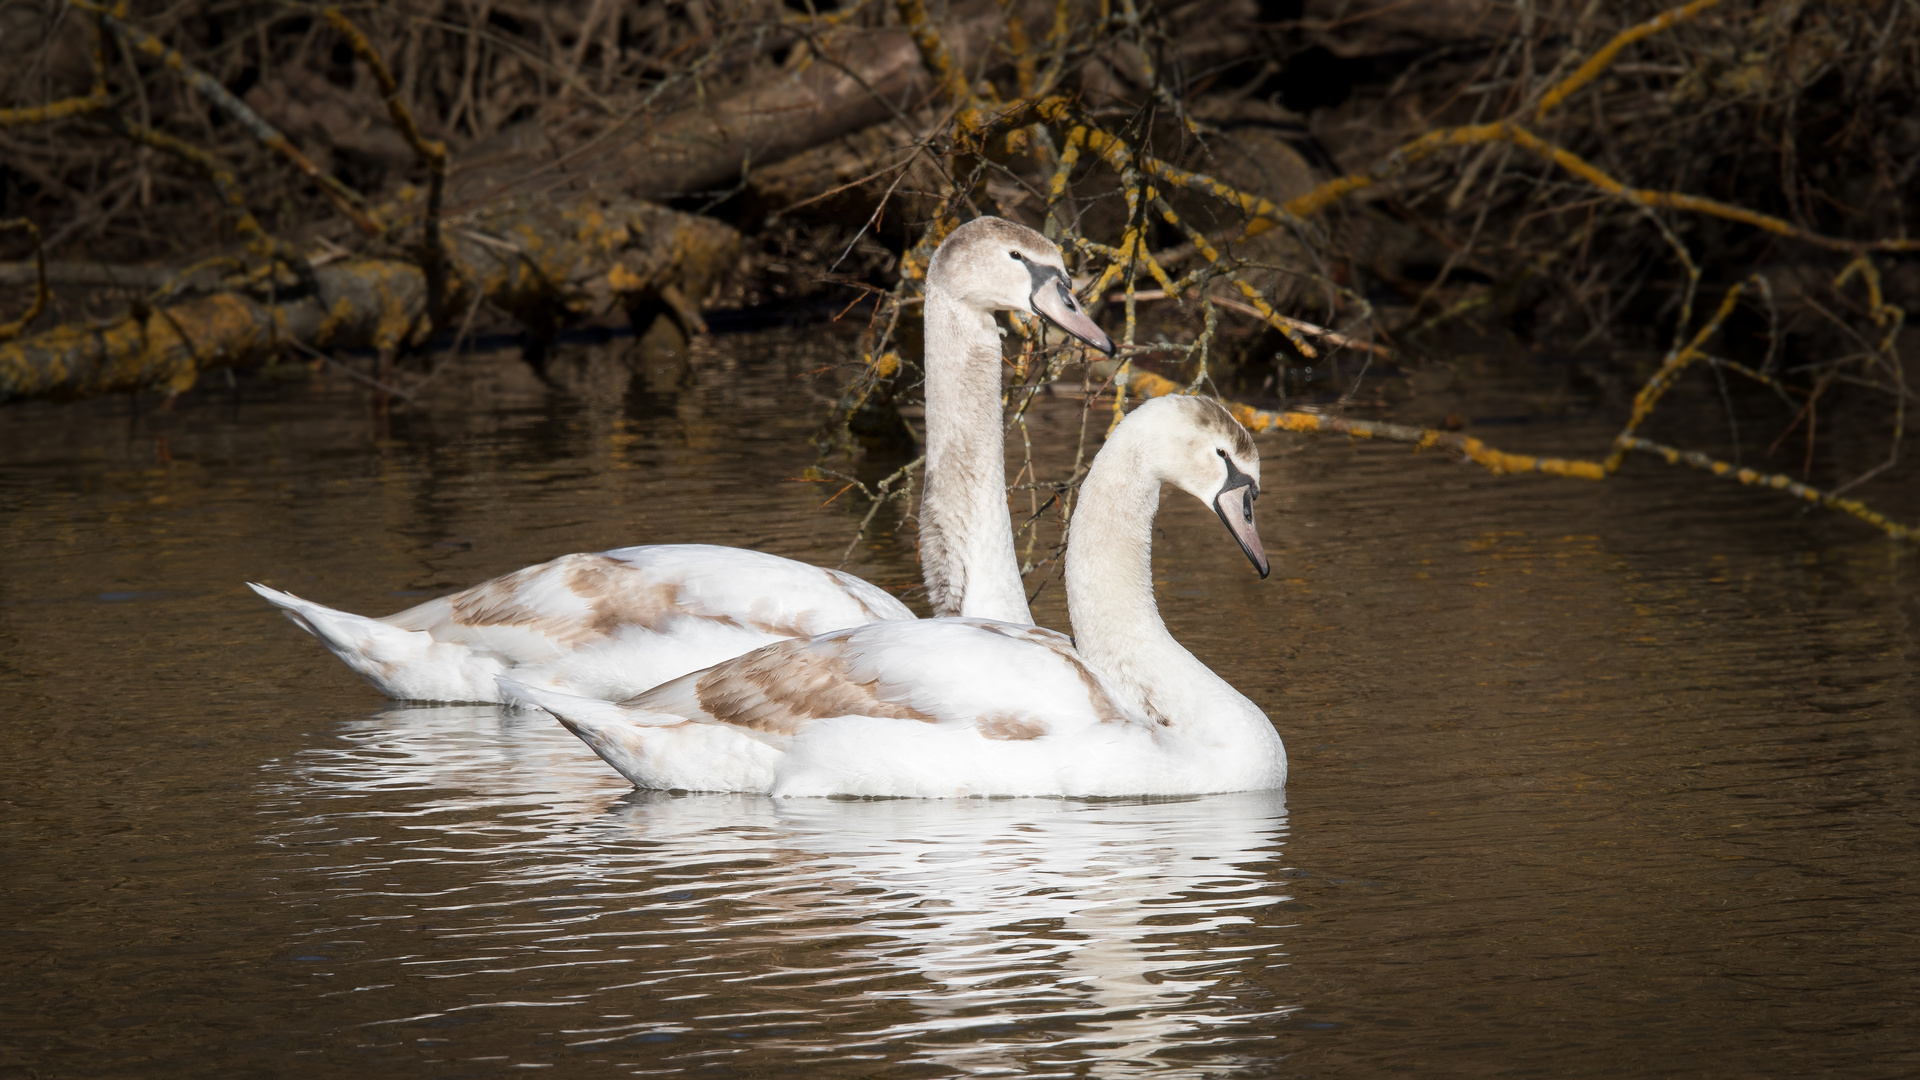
[1213,450,1269,578]
[1013,252,1116,355]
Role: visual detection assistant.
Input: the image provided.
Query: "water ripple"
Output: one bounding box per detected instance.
[257,703,1297,1075]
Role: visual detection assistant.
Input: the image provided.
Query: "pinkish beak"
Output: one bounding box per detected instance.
[1031,275,1114,355]
[1214,484,1270,578]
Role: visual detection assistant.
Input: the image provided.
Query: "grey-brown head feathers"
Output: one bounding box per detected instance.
[926,216,1061,282]
[1169,395,1257,460]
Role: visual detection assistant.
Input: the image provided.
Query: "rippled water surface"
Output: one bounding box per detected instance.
[3,333,1917,1078]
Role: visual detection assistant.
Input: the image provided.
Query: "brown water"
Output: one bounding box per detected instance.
[3,332,1916,1078]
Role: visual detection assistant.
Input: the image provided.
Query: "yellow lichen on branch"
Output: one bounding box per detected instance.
[895,0,972,105]
[952,5,1913,280]
[0,197,740,403]
[109,122,280,262]
[0,220,49,341]
[323,8,450,317]
[1245,121,1920,257]
[1120,370,1915,542]
[0,69,108,127]
[0,8,108,128]
[905,0,1913,544]
[1124,369,1607,481]
[0,86,111,126]
[1,291,304,399]
[1604,277,1753,473]
[1534,0,1723,120]
[1619,438,1918,542]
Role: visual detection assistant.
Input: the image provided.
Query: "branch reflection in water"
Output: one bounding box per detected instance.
[258,703,1297,1075]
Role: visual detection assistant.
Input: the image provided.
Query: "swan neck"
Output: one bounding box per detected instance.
[919,285,1030,623]
[1063,409,1285,789]
[1064,430,1194,697]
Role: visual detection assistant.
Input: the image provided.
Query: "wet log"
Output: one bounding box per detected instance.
[0,4,1028,404]
[0,195,738,403]
[450,6,1013,208]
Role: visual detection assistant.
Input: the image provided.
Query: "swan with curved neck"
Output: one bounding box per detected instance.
[508,395,1287,797]
[249,217,1111,703]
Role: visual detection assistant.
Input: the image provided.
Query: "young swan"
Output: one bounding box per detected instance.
[919,216,1111,623]
[247,216,1110,704]
[507,395,1287,798]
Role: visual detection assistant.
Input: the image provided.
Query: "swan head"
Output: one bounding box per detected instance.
[1130,395,1270,578]
[927,216,1114,355]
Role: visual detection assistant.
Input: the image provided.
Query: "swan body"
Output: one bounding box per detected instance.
[252,216,1111,704]
[250,546,912,702]
[512,395,1287,797]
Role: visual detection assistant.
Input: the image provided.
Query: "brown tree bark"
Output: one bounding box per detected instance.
[0,196,738,403]
[448,8,1011,209]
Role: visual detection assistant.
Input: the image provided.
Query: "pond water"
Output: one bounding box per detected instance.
[2,331,1916,1078]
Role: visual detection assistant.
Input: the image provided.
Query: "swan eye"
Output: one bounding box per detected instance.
[1216,448,1227,459]
[1009,250,1022,260]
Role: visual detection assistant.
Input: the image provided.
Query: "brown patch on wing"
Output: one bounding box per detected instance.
[562,556,719,637]
[976,713,1047,740]
[412,554,674,646]
[825,568,896,622]
[967,621,1070,648]
[404,553,822,646]
[684,637,938,737]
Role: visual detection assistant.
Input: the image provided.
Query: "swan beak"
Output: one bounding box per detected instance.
[1213,484,1270,578]
[1031,274,1115,355]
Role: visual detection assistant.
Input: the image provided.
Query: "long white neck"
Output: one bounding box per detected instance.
[1063,423,1280,776]
[1063,429,1209,718]
[918,284,1031,623]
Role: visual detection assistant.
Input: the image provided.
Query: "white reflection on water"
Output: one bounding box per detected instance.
[264,705,1296,1077]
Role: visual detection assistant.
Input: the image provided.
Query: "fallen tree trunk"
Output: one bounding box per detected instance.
[449,7,1011,208]
[0,195,739,403]
[0,4,1022,404]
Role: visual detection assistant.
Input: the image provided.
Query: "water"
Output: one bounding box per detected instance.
[2,332,1916,1078]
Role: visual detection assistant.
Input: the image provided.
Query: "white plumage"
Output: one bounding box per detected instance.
[511,395,1287,797]
[251,545,910,702]
[252,217,1112,703]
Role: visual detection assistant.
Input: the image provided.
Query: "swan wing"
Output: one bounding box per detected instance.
[258,544,914,703]
[387,544,911,658]
[627,618,1142,744]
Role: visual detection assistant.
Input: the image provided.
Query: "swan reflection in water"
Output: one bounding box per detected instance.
[265,704,1297,1076]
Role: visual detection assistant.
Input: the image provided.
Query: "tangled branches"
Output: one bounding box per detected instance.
[812,0,1917,572]
[0,3,754,401]
[1,0,1915,556]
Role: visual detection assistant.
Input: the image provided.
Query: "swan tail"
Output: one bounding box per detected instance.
[498,676,680,729]
[247,582,330,638]
[500,676,687,786]
[249,582,499,702]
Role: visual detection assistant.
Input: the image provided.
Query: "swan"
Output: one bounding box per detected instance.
[250,217,1113,703]
[505,394,1287,797]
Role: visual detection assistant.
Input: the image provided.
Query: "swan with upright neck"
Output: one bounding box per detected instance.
[249,217,1112,703]
[508,394,1287,797]
[917,217,1109,622]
